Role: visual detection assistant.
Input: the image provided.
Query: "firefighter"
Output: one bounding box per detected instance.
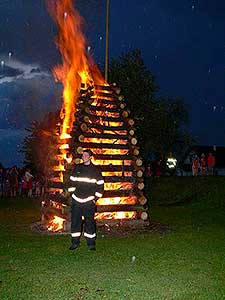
[67,149,104,251]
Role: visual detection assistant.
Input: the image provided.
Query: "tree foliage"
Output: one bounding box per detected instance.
[109,49,192,159]
[22,111,60,176]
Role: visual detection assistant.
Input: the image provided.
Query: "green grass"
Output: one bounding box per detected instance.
[0,177,225,300]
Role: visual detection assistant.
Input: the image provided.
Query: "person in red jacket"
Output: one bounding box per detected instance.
[207,152,216,175]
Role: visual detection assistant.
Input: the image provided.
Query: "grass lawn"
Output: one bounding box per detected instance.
[0,177,224,300]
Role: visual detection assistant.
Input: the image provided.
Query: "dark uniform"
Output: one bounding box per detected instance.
[68,163,104,249]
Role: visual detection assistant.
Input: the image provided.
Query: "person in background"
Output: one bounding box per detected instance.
[207,152,216,175]
[9,166,19,197]
[155,159,162,177]
[200,153,207,176]
[145,162,152,177]
[192,154,199,176]
[24,168,34,197]
[66,149,104,251]
[0,168,6,197]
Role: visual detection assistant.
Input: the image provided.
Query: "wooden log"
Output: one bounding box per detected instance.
[48,181,64,189]
[137,182,145,190]
[89,106,120,113]
[127,119,135,126]
[118,95,124,101]
[83,116,90,122]
[120,103,126,109]
[47,193,68,204]
[80,123,88,132]
[78,132,128,140]
[95,91,117,99]
[78,135,84,142]
[133,148,139,156]
[136,170,143,177]
[80,123,127,131]
[93,98,118,105]
[131,137,138,145]
[76,146,83,154]
[88,115,124,122]
[122,111,129,118]
[115,88,121,94]
[138,196,148,205]
[96,204,146,213]
[129,129,135,136]
[140,211,148,221]
[98,165,134,172]
[91,153,133,160]
[135,158,143,166]
[103,176,135,183]
[95,84,113,92]
[103,189,143,198]
[41,207,69,221]
[75,142,129,149]
[84,107,90,114]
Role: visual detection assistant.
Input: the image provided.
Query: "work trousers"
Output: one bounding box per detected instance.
[71,201,96,246]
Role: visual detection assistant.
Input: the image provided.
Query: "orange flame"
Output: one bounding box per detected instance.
[47,0,104,136]
[47,215,65,232]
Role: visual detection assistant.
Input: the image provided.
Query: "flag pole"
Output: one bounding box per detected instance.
[104,0,110,82]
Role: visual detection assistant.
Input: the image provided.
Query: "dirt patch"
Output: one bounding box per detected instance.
[98,221,170,237]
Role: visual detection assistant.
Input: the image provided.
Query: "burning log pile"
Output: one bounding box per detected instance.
[41,0,149,233]
[41,83,149,232]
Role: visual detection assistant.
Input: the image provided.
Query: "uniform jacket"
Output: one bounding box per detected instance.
[67,163,104,204]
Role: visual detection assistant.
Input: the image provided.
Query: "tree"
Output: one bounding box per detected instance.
[109,49,192,159]
[109,49,158,119]
[22,111,60,176]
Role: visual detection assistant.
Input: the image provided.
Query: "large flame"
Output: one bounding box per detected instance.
[47,0,104,136]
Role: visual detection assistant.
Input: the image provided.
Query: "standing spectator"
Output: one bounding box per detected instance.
[9,166,19,197]
[200,153,207,176]
[24,168,34,197]
[155,159,162,177]
[145,162,152,177]
[0,168,6,197]
[207,152,216,175]
[192,154,199,176]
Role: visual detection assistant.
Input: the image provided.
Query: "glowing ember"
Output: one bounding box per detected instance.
[47,216,65,232]
[95,212,137,220]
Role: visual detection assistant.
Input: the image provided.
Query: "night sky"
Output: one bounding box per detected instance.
[0,0,224,167]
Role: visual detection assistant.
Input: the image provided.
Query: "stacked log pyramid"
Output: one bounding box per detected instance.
[42,83,149,230]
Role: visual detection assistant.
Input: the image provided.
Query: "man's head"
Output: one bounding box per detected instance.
[82,149,93,165]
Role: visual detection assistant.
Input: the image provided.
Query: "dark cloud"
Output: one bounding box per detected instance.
[0,65,22,78]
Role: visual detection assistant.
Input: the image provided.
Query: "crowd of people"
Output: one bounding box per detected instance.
[0,166,47,198]
[192,152,216,176]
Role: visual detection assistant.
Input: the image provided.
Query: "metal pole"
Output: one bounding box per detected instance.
[104,0,110,82]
